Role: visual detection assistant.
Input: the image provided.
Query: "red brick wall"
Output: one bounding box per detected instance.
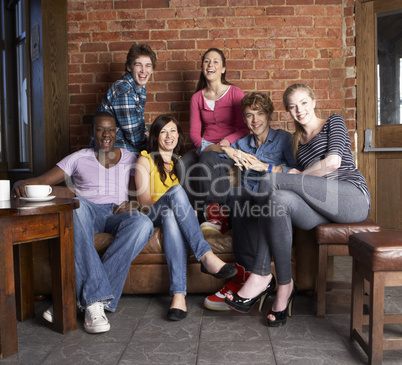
[67,0,357,151]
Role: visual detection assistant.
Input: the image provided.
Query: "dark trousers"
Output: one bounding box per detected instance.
[227,187,260,272]
[177,149,234,213]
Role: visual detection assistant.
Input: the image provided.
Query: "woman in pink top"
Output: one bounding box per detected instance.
[178,48,249,227]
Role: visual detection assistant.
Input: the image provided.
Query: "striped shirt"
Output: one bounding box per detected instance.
[297,114,370,204]
[97,73,148,155]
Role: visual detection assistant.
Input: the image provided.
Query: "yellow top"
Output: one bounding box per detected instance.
[140,151,179,202]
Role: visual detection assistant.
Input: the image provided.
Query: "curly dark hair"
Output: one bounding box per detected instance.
[147,114,185,186]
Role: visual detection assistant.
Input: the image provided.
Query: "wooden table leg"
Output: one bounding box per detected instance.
[13,243,35,321]
[369,272,385,365]
[50,210,77,333]
[0,217,18,358]
[317,244,328,317]
[350,259,364,341]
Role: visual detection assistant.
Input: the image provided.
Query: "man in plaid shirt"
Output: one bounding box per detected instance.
[97,44,157,156]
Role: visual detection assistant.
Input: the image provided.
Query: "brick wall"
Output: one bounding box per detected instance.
[67,0,357,152]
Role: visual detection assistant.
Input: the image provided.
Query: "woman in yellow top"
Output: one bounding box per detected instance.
[135,114,237,321]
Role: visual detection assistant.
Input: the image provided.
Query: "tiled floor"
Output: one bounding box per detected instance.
[2,256,402,364]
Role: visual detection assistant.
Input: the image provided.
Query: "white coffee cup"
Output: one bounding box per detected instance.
[25,185,53,199]
[0,180,11,201]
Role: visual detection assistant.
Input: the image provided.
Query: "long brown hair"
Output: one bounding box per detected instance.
[195,48,232,92]
[147,114,185,186]
[282,83,316,158]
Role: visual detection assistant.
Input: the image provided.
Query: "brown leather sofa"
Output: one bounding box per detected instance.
[32,186,321,297]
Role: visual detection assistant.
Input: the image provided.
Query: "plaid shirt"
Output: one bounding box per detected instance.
[97,73,148,155]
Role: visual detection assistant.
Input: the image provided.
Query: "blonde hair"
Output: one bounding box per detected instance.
[282,83,316,158]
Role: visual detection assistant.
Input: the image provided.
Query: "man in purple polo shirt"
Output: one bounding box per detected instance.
[13,113,153,333]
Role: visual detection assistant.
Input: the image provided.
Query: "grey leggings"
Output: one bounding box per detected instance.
[253,173,370,285]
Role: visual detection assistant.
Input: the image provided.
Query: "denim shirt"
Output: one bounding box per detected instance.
[230,128,298,191]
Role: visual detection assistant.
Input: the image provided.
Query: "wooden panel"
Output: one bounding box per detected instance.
[376,125,402,148]
[0,217,18,358]
[13,244,34,321]
[374,0,402,13]
[376,157,402,229]
[11,215,59,243]
[356,0,377,222]
[50,210,77,333]
[42,0,69,171]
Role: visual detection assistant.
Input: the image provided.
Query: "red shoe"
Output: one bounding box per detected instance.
[201,203,229,236]
[201,219,227,236]
[203,202,221,221]
[204,263,250,311]
[204,280,241,311]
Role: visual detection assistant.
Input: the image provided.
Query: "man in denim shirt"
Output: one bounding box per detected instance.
[97,44,157,156]
[201,92,298,311]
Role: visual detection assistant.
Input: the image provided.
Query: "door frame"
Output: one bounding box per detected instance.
[356,0,402,227]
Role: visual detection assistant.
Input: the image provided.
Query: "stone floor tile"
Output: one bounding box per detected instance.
[0,343,55,365]
[268,315,345,343]
[271,341,359,365]
[40,342,126,365]
[119,341,198,365]
[197,340,274,365]
[200,316,269,342]
[130,314,201,344]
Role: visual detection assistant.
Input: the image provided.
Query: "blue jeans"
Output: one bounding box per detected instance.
[254,173,370,285]
[146,185,212,295]
[73,197,153,312]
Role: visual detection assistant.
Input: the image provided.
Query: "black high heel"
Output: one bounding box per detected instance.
[225,275,276,313]
[200,263,237,279]
[266,280,297,327]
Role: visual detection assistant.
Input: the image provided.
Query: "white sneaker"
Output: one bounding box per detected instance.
[84,302,110,334]
[43,306,53,323]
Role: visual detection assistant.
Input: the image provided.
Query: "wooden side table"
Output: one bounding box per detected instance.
[0,197,80,359]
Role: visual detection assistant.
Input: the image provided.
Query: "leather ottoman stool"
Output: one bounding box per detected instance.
[315,220,381,317]
[349,231,402,365]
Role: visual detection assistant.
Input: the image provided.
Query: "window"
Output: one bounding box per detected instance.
[376,9,402,125]
[15,0,30,164]
[1,0,32,171]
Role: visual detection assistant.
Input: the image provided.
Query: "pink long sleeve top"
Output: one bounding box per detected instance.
[189,85,249,148]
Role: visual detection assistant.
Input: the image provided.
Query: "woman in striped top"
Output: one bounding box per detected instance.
[225,83,370,327]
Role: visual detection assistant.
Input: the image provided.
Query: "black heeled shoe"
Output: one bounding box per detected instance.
[200,263,237,279]
[224,275,276,313]
[167,308,187,321]
[266,280,297,327]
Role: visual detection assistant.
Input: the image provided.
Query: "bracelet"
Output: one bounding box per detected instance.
[268,164,273,173]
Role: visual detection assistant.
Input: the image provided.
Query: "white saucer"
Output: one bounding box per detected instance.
[20,195,56,202]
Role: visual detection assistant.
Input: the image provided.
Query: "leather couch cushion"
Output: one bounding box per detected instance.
[315,220,381,245]
[94,228,234,264]
[349,231,402,271]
